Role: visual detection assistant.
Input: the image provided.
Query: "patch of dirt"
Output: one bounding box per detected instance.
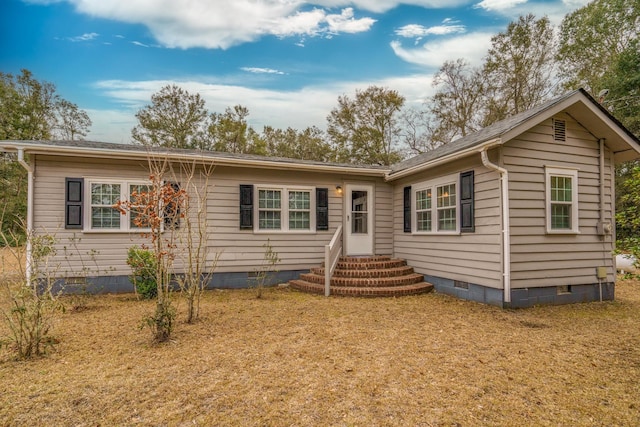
[0,246,24,279]
[0,277,639,426]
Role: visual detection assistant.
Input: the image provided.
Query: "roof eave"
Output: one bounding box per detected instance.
[0,141,389,177]
[386,138,503,181]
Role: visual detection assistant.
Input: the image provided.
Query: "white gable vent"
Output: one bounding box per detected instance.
[553,119,566,142]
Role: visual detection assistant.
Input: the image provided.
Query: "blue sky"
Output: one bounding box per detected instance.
[2,0,589,143]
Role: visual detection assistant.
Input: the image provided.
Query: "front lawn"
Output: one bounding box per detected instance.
[1,274,639,426]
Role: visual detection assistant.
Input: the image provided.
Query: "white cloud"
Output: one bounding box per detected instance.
[84,108,138,143]
[475,0,590,25]
[390,31,494,69]
[325,8,376,34]
[474,0,527,11]
[241,67,286,75]
[131,41,149,47]
[312,0,469,13]
[90,73,438,143]
[67,32,99,42]
[395,20,466,38]
[56,1,377,49]
[562,0,590,7]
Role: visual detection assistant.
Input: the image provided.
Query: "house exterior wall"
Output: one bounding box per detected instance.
[204,167,392,272]
[504,113,616,290]
[392,155,503,290]
[32,155,151,281]
[31,154,392,291]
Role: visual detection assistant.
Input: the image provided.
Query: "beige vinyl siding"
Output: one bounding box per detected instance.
[32,155,391,279]
[208,172,391,271]
[392,156,503,288]
[505,113,615,288]
[33,156,152,277]
[374,182,393,255]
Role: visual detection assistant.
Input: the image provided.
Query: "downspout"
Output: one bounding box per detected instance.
[598,138,607,302]
[480,145,511,305]
[599,138,606,229]
[598,138,611,234]
[17,148,34,286]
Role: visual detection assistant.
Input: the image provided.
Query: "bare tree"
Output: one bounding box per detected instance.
[483,14,557,122]
[54,99,92,140]
[172,159,219,323]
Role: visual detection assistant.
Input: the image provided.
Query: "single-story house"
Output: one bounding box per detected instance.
[2,89,640,307]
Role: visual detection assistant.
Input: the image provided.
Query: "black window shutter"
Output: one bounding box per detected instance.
[65,177,84,229]
[460,171,475,232]
[239,184,254,229]
[316,188,329,231]
[164,182,181,229]
[403,186,411,232]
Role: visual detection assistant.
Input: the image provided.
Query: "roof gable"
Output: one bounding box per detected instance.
[388,89,640,180]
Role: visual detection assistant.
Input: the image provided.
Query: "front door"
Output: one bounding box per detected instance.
[345,184,374,256]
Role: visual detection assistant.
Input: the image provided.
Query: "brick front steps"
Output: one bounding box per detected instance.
[289,256,434,297]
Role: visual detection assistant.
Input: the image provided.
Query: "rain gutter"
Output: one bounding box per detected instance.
[16,148,34,286]
[480,143,511,305]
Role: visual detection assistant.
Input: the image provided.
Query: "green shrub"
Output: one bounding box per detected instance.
[126,246,157,299]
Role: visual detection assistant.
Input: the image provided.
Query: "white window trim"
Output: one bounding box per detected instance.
[412,174,460,235]
[254,185,316,233]
[84,178,153,233]
[545,166,580,234]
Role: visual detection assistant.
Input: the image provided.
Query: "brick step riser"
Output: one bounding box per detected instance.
[321,256,393,268]
[310,266,415,278]
[299,273,424,288]
[335,260,407,270]
[338,256,392,263]
[289,280,434,297]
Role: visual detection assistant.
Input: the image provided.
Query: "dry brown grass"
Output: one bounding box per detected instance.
[1,274,639,426]
[0,246,24,279]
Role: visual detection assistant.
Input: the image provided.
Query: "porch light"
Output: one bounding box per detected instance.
[336,185,343,195]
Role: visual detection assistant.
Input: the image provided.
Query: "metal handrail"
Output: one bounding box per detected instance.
[324,225,343,296]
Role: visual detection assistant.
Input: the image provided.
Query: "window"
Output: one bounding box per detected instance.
[437,183,457,231]
[129,183,153,229]
[90,183,121,229]
[258,189,282,230]
[415,189,432,231]
[412,175,458,234]
[288,190,311,230]
[87,179,152,231]
[256,186,315,232]
[545,167,579,233]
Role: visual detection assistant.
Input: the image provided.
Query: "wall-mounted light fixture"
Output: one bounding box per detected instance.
[336,185,343,195]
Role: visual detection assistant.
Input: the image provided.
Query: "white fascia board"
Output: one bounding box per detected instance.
[385,138,503,182]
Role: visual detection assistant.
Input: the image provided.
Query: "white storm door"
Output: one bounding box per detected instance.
[345,184,374,256]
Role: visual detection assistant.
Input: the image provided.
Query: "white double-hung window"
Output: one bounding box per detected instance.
[87,180,152,231]
[412,174,458,234]
[256,186,314,232]
[545,167,579,233]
